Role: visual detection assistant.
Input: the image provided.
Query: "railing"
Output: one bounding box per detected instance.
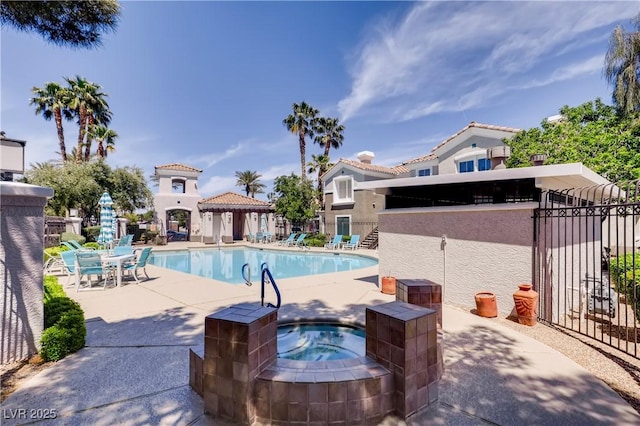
[324,221,377,240]
[242,262,281,309]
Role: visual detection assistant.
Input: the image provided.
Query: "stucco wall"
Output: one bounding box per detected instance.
[437,138,507,175]
[378,204,536,315]
[324,191,385,234]
[1,182,52,364]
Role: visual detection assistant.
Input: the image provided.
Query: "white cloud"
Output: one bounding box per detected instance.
[338,1,635,123]
[517,55,604,90]
[198,175,237,197]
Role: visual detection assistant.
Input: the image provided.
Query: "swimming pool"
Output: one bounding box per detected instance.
[148,247,378,284]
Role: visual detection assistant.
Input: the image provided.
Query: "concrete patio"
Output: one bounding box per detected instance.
[2,243,638,425]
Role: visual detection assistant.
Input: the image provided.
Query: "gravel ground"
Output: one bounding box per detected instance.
[494,315,640,415]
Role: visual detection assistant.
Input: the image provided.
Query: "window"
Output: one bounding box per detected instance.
[478,158,491,171]
[336,216,350,236]
[471,143,477,148]
[418,168,431,177]
[333,176,353,203]
[459,160,474,173]
[172,179,186,193]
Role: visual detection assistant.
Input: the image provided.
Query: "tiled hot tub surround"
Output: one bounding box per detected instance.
[190,300,441,424]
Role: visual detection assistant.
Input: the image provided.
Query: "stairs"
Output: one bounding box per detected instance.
[361,227,379,250]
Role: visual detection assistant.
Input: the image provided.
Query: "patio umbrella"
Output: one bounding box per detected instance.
[97,192,116,248]
[260,213,267,233]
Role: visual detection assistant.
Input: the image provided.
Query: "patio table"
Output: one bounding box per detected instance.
[101,253,136,287]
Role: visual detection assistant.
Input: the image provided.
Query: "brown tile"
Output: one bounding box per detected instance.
[395,391,405,417]
[364,395,382,419]
[204,337,218,358]
[405,318,417,339]
[203,372,217,394]
[366,337,376,356]
[416,315,428,335]
[217,376,232,398]
[382,392,394,414]
[309,402,328,422]
[380,373,394,393]
[219,396,233,418]
[218,357,233,379]
[376,315,390,342]
[271,381,289,403]
[271,401,289,421]
[205,317,219,338]
[376,340,390,362]
[405,356,417,376]
[328,401,346,422]
[346,399,364,423]
[289,402,308,422]
[364,378,381,397]
[390,345,405,366]
[254,379,270,400]
[347,380,366,401]
[405,337,416,359]
[427,314,437,331]
[405,393,417,416]
[203,356,217,375]
[232,322,249,342]
[427,346,437,365]
[389,327,404,347]
[254,394,270,418]
[289,383,308,403]
[248,331,259,353]
[416,371,427,388]
[232,380,248,402]
[327,380,346,399]
[203,391,218,415]
[428,382,438,403]
[416,333,428,353]
[232,342,249,363]
[218,340,233,359]
[233,361,249,382]
[417,386,428,408]
[219,320,233,342]
[233,400,248,422]
[308,383,328,403]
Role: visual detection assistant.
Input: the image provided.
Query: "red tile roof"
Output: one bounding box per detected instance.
[155,163,203,173]
[199,191,271,206]
[337,158,409,175]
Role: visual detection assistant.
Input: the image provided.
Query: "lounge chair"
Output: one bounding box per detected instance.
[291,233,307,248]
[343,235,360,250]
[122,247,152,283]
[115,234,133,247]
[255,232,264,244]
[44,251,65,274]
[113,246,135,256]
[263,232,273,243]
[75,251,114,291]
[60,250,79,286]
[324,235,343,250]
[61,241,93,251]
[278,233,297,246]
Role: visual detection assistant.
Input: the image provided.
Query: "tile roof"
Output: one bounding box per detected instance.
[430,121,522,153]
[401,153,438,166]
[199,191,271,206]
[337,158,409,175]
[155,163,203,173]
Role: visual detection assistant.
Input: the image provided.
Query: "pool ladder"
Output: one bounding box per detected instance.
[241,262,281,309]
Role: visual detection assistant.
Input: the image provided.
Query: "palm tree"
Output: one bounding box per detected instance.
[89,125,118,158]
[307,154,333,206]
[65,76,111,161]
[235,170,266,198]
[604,15,640,116]
[314,117,345,158]
[283,101,319,179]
[30,82,71,162]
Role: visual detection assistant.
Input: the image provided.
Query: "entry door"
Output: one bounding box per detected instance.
[233,213,243,240]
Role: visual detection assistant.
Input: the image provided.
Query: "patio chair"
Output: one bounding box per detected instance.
[263,232,273,243]
[75,251,114,291]
[61,241,93,251]
[343,235,360,250]
[44,251,65,274]
[324,235,343,250]
[116,234,133,247]
[60,250,79,286]
[255,232,264,244]
[278,233,297,246]
[289,233,307,248]
[113,246,135,256]
[122,247,152,283]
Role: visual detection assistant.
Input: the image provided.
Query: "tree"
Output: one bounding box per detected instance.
[506,99,640,182]
[314,117,345,158]
[30,82,71,162]
[283,101,319,179]
[235,170,266,198]
[65,76,111,161]
[89,125,118,158]
[307,154,333,206]
[1,0,121,48]
[604,14,640,116]
[272,174,316,226]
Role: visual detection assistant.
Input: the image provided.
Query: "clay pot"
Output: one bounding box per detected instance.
[474,292,498,318]
[381,276,396,295]
[513,284,539,326]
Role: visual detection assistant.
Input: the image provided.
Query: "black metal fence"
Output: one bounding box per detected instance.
[534,182,639,358]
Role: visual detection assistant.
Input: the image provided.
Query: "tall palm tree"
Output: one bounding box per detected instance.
[65,76,111,161]
[30,82,71,162]
[89,125,118,158]
[283,101,319,179]
[235,170,266,198]
[604,15,640,116]
[307,154,333,206]
[314,117,345,158]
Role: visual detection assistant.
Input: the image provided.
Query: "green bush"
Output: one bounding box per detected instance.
[41,276,86,362]
[61,232,86,245]
[144,230,158,243]
[83,226,101,243]
[610,253,640,322]
[83,242,100,250]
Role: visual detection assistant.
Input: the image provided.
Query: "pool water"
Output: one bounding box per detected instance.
[277,323,365,361]
[148,247,377,284]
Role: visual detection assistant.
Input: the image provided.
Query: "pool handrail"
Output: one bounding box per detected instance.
[241,263,252,286]
[261,266,281,309]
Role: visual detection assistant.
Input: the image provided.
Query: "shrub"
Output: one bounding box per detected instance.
[41,276,86,362]
[610,253,640,322]
[83,242,99,250]
[144,230,158,243]
[83,226,101,242]
[61,232,86,245]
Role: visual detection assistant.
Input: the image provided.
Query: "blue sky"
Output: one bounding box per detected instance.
[1,1,638,200]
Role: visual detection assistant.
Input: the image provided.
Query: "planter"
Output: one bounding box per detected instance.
[474,292,498,318]
[513,284,539,326]
[381,276,397,295]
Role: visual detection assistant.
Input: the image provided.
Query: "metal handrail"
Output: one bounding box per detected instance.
[241,262,281,309]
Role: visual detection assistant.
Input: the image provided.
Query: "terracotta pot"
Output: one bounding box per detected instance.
[474,292,498,318]
[381,276,396,295]
[513,284,539,326]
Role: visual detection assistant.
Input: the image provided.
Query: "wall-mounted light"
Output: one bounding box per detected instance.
[372,202,376,209]
[228,215,232,223]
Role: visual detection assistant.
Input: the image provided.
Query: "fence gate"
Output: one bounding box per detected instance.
[533,182,640,359]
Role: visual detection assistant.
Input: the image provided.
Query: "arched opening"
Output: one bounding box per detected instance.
[165,209,191,242]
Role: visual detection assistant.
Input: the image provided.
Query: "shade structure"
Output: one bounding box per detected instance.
[97,192,116,248]
[260,213,267,233]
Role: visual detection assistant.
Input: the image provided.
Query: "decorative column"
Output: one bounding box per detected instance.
[366,301,440,418]
[201,303,277,424]
[0,182,53,364]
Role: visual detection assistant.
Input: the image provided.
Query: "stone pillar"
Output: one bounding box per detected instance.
[0,182,53,364]
[202,303,277,424]
[116,218,128,240]
[66,217,83,235]
[396,279,444,380]
[366,301,440,418]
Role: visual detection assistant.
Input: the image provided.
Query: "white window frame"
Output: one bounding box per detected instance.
[417,168,431,177]
[335,215,351,236]
[332,176,354,204]
[454,149,491,174]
